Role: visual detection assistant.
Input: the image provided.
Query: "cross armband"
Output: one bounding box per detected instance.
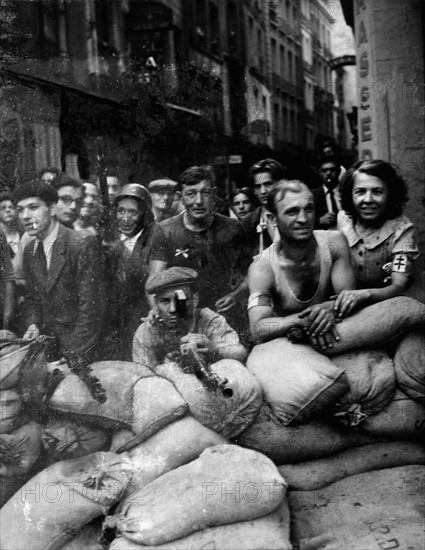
[248,292,272,310]
[392,254,409,273]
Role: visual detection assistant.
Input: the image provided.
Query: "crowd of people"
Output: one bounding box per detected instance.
[0,154,423,372]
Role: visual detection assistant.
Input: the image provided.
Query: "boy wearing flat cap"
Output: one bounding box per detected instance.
[132,266,247,369]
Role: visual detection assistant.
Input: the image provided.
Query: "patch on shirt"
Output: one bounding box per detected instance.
[175,248,190,258]
[392,254,408,273]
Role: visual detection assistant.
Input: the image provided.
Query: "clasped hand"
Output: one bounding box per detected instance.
[298,303,339,350]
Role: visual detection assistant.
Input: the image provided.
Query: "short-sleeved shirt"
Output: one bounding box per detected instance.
[132,307,241,369]
[337,211,419,288]
[150,212,250,309]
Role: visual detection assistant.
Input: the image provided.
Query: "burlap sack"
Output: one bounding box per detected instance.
[394,330,425,405]
[247,338,347,426]
[289,465,425,550]
[115,445,286,546]
[156,359,263,438]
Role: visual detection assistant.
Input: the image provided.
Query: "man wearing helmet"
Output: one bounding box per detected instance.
[104,183,156,359]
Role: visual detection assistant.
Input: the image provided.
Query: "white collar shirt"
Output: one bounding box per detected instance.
[120,228,144,253]
[33,221,60,270]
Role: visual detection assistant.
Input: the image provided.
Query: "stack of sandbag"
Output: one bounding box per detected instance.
[47,361,188,452]
[394,330,425,406]
[246,338,348,426]
[331,349,396,427]
[279,440,425,490]
[109,444,292,550]
[155,359,263,438]
[234,403,380,465]
[289,465,425,550]
[0,451,132,550]
[0,340,45,507]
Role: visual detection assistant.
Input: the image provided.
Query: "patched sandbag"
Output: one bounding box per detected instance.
[156,360,262,438]
[0,344,30,390]
[325,296,425,355]
[234,404,379,465]
[331,350,396,427]
[110,500,292,550]
[0,420,42,477]
[247,338,347,426]
[115,445,286,546]
[357,388,425,439]
[127,375,188,451]
[394,330,425,405]
[48,361,155,430]
[289,465,425,550]
[0,451,132,550]
[125,415,226,496]
[42,420,110,463]
[0,389,22,434]
[279,440,425,491]
[60,523,103,550]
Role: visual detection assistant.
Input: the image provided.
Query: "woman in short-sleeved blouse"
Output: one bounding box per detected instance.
[334,160,419,318]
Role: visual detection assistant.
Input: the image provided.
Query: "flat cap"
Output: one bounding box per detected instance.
[145,267,198,295]
[148,178,178,192]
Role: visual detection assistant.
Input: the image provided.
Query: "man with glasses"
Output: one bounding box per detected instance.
[149,165,250,335]
[242,158,286,256]
[51,176,84,229]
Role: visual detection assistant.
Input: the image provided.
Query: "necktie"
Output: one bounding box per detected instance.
[327,189,338,213]
[35,242,48,280]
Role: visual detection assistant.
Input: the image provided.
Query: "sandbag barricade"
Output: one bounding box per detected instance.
[357,388,425,439]
[289,465,425,550]
[60,523,104,550]
[0,451,132,550]
[47,362,188,451]
[124,415,226,497]
[234,404,380,465]
[394,330,425,405]
[0,389,22,434]
[155,359,263,438]
[331,350,396,427]
[114,444,287,546]
[247,338,348,426]
[42,420,110,463]
[279,440,425,491]
[110,500,292,550]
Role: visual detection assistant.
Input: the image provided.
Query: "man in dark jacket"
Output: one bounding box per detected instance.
[312,156,341,229]
[14,181,104,360]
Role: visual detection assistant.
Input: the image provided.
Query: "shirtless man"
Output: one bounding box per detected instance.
[248,179,356,351]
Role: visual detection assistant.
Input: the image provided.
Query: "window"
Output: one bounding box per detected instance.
[280,45,285,77]
[38,1,59,55]
[271,39,277,73]
[195,2,207,49]
[282,106,288,139]
[209,1,220,54]
[288,50,293,81]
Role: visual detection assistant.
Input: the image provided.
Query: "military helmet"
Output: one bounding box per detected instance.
[114,183,152,209]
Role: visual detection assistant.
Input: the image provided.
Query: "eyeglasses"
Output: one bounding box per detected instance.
[59,195,83,206]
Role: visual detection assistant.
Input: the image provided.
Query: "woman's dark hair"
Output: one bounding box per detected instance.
[229,187,258,209]
[340,160,408,220]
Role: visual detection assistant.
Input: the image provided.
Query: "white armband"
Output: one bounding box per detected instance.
[248,291,273,310]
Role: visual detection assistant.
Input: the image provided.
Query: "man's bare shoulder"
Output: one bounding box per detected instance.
[315,229,350,259]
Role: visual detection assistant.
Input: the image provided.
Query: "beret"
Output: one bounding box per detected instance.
[145,267,198,295]
[148,179,178,191]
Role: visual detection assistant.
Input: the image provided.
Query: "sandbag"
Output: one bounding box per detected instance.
[0,389,22,434]
[125,415,226,496]
[1,474,29,509]
[42,420,110,463]
[0,344,30,390]
[110,430,135,453]
[18,340,48,422]
[156,359,263,438]
[324,296,425,355]
[234,403,380,465]
[115,444,286,546]
[247,338,347,426]
[357,388,425,439]
[48,361,155,430]
[0,332,19,359]
[127,375,188,451]
[110,500,292,550]
[279,440,425,491]
[331,350,396,426]
[60,523,103,550]
[394,330,425,405]
[0,420,42,477]
[289,465,425,550]
[0,451,132,550]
